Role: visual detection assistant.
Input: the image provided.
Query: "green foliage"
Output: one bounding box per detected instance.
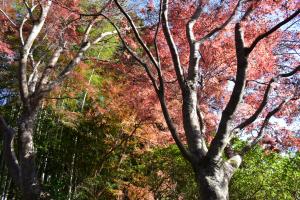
[116,142,300,200]
[125,145,199,200]
[230,144,300,200]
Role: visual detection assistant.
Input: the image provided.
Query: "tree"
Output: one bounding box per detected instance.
[0,0,120,198]
[103,0,299,199]
[120,142,299,200]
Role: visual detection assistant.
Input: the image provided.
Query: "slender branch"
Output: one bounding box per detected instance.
[197,0,242,44]
[103,10,192,163]
[158,94,194,163]
[236,64,300,130]
[187,1,203,44]
[43,19,123,93]
[0,8,17,27]
[235,80,273,130]
[278,65,300,78]
[101,14,159,92]
[246,9,300,54]
[241,100,286,156]
[23,0,35,21]
[113,0,159,68]
[154,0,163,67]
[35,46,64,94]
[161,0,185,88]
[19,4,39,46]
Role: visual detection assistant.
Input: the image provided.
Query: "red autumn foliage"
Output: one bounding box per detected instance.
[116,0,300,151]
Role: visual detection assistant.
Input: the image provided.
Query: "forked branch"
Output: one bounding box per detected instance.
[241,100,287,156]
[236,64,300,130]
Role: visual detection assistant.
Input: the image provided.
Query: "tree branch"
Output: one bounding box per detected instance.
[235,80,273,130]
[196,105,206,136]
[19,1,51,108]
[104,8,192,163]
[246,9,300,54]
[0,8,17,27]
[207,23,249,161]
[158,95,194,163]
[197,0,242,44]
[113,0,159,69]
[101,14,159,92]
[236,64,300,130]
[241,100,287,156]
[161,0,185,88]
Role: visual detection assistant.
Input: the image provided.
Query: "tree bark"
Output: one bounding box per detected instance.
[18,109,40,200]
[196,166,230,200]
[194,155,241,200]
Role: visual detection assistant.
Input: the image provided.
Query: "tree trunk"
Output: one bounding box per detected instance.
[18,110,40,200]
[193,155,241,200]
[196,167,230,200]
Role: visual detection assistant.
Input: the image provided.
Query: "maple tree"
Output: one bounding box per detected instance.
[0,0,126,199]
[0,0,299,199]
[103,0,300,199]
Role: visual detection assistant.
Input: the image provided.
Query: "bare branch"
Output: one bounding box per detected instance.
[158,95,194,163]
[154,0,163,67]
[187,1,203,44]
[103,10,192,163]
[278,65,300,78]
[19,4,39,46]
[42,19,122,93]
[23,0,35,21]
[186,1,203,82]
[35,46,64,94]
[235,80,273,130]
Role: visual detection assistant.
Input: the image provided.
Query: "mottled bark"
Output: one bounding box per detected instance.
[18,109,40,200]
[194,155,241,200]
[182,88,207,157]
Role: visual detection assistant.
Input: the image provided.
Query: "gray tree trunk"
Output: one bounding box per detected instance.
[192,155,241,200]
[18,110,40,200]
[195,164,231,200]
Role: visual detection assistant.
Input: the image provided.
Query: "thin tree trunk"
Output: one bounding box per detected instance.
[67,137,77,200]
